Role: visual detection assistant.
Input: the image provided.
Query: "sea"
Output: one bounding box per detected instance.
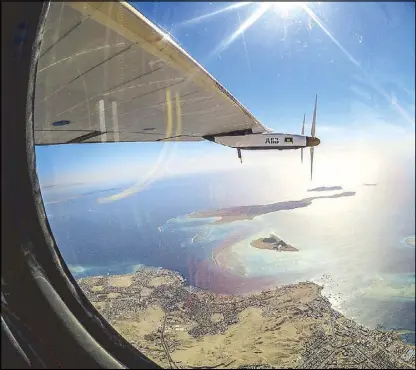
[41,164,415,344]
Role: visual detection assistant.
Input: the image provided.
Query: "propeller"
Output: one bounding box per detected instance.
[300,114,305,164]
[301,95,318,180]
[310,94,317,181]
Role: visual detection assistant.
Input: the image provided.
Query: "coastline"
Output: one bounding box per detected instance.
[209,231,299,294]
[188,212,255,224]
[202,238,278,294]
[210,232,299,276]
[211,234,241,270]
[77,267,416,369]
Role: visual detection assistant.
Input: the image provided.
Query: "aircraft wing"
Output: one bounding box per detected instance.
[34,2,268,145]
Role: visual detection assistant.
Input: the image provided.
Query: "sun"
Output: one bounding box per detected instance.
[271,2,305,18]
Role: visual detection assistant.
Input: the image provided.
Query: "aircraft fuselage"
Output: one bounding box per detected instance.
[211,133,320,150]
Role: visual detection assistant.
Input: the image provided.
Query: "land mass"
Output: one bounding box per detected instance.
[189,192,356,224]
[307,186,343,192]
[78,267,415,369]
[251,234,298,252]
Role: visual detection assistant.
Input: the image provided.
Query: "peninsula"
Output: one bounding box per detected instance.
[189,192,356,224]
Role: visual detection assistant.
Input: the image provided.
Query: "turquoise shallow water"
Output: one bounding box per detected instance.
[164,182,415,343]
[45,169,415,344]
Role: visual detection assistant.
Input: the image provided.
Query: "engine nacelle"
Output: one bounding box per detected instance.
[212,133,307,150]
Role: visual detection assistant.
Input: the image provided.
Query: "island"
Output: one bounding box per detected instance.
[251,234,298,252]
[189,192,356,224]
[404,237,415,248]
[77,267,415,369]
[307,186,343,192]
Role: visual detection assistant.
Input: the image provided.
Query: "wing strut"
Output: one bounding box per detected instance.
[237,148,242,163]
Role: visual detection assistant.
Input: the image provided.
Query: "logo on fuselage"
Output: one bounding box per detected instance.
[265,137,279,144]
[284,137,293,143]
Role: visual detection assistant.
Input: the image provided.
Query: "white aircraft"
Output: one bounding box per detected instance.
[205,95,319,179]
[35,2,320,179]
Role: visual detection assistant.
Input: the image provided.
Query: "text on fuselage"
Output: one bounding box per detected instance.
[265,137,279,144]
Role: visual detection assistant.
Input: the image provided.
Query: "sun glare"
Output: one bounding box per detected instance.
[272,2,305,17]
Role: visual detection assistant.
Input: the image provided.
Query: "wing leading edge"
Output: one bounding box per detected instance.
[34,2,267,145]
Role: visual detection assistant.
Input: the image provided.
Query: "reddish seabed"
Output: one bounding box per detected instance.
[185,232,279,295]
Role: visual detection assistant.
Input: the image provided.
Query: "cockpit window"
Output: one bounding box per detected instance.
[35,2,415,368]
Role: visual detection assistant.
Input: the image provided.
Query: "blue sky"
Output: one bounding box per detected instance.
[36,2,415,188]
[131,2,415,129]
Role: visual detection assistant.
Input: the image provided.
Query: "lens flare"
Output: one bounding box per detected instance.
[178,2,252,27]
[98,88,178,203]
